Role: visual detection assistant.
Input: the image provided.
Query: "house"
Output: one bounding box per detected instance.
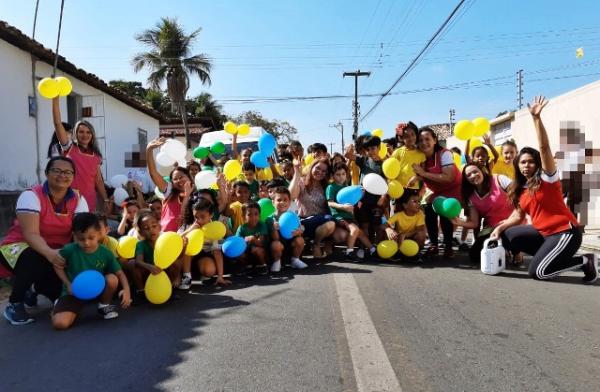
[159,116,216,148]
[445,79,600,228]
[0,20,161,234]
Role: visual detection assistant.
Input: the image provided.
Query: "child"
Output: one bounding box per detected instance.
[146,195,163,221]
[242,162,259,199]
[266,187,307,272]
[133,210,183,295]
[492,139,517,179]
[385,192,427,258]
[258,181,269,199]
[117,198,140,237]
[225,181,251,233]
[51,213,131,330]
[267,178,288,199]
[465,133,499,174]
[180,198,231,286]
[235,201,269,275]
[326,163,375,261]
[392,122,426,192]
[279,160,294,185]
[97,213,119,257]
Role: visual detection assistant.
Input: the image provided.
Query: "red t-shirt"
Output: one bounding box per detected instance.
[519,172,578,236]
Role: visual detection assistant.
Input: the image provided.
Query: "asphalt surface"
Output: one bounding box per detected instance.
[1,253,599,392]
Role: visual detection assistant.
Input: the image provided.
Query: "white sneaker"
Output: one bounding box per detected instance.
[356,249,365,259]
[178,275,192,290]
[270,260,282,272]
[291,258,307,269]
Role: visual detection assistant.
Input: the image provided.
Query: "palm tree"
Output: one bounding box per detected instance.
[132,17,212,148]
[190,92,225,128]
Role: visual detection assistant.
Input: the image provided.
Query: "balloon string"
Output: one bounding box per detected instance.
[32,0,40,39]
[52,0,66,78]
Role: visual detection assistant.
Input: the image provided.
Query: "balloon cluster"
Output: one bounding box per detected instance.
[193,141,226,160]
[250,133,277,169]
[432,196,462,219]
[223,121,251,136]
[37,76,73,99]
[157,139,188,169]
[362,128,388,159]
[109,174,130,205]
[453,118,490,141]
[145,232,184,304]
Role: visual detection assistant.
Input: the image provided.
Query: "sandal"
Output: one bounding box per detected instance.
[512,252,523,266]
[313,246,325,259]
[424,245,439,257]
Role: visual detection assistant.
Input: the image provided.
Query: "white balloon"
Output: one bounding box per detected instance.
[156,151,176,167]
[195,171,217,190]
[156,164,172,177]
[175,153,188,168]
[110,174,128,189]
[161,139,187,159]
[362,173,388,195]
[113,187,129,205]
[154,186,165,200]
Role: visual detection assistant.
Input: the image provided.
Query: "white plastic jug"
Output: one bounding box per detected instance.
[481,238,506,275]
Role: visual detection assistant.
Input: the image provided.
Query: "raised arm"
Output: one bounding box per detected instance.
[483,133,499,163]
[52,97,70,146]
[145,137,168,192]
[288,159,303,201]
[528,95,555,174]
[231,133,239,160]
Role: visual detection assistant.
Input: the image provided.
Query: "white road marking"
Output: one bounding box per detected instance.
[333,273,402,392]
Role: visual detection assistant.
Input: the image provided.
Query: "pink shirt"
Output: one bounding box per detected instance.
[469,175,514,229]
[65,144,102,211]
[160,183,183,232]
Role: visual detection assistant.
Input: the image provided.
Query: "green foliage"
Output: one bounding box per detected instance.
[231,111,298,142]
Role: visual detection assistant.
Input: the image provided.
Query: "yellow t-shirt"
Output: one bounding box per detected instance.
[492,159,515,179]
[388,210,425,234]
[349,160,360,185]
[102,236,119,258]
[229,201,244,233]
[392,146,426,189]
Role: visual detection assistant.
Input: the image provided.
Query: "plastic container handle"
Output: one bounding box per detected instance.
[482,238,503,250]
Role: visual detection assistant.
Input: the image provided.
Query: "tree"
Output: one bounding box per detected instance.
[188,92,226,129]
[108,80,148,101]
[132,17,212,148]
[231,111,298,143]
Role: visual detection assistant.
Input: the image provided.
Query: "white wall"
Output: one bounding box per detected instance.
[0,39,159,191]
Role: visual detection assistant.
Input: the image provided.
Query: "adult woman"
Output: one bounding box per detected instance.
[1,157,89,325]
[52,97,108,212]
[289,157,335,258]
[146,137,193,232]
[452,163,517,264]
[412,127,462,258]
[491,96,597,282]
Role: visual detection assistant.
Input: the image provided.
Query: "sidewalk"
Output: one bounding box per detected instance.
[581,229,600,253]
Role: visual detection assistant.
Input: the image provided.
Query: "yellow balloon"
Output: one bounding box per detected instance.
[145,271,172,305]
[185,229,205,256]
[576,47,584,59]
[154,232,183,269]
[399,239,419,257]
[377,240,398,259]
[202,221,226,241]
[55,76,72,97]
[452,152,462,168]
[237,123,251,136]
[378,143,387,160]
[454,120,475,141]
[304,154,315,166]
[469,137,483,154]
[223,159,242,181]
[372,128,384,138]
[224,121,238,134]
[257,167,273,181]
[210,182,219,190]
[117,236,138,259]
[472,117,490,137]
[382,158,401,179]
[37,77,59,99]
[387,180,404,199]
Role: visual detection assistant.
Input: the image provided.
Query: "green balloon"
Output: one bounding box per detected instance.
[432,196,446,215]
[258,198,275,222]
[162,175,171,183]
[442,198,462,219]
[193,146,209,159]
[210,141,226,155]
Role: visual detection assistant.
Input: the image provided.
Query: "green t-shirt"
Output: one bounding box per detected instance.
[59,243,121,282]
[135,240,154,265]
[248,180,259,200]
[265,213,281,236]
[325,183,354,220]
[236,221,268,238]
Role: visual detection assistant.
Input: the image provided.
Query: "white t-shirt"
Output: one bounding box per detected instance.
[16,190,88,214]
[440,150,454,167]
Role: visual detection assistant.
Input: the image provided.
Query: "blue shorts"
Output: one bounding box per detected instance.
[300,214,333,239]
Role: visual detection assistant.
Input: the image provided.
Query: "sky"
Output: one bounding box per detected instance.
[2,0,600,153]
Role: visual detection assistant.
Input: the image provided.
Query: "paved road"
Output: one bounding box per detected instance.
[1,254,599,392]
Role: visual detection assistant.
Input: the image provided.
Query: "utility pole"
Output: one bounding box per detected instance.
[328,142,336,154]
[343,70,371,141]
[449,109,455,133]
[516,69,524,110]
[329,122,345,152]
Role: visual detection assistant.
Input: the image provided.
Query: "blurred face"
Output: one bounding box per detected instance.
[193,209,211,226]
[282,163,294,180]
[402,129,417,149]
[313,150,327,159]
[366,145,379,160]
[150,201,162,219]
[418,131,436,156]
[311,162,329,182]
[402,196,421,215]
[98,222,110,241]
[76,124,93,147]
[138,216,161,242]
[502,145,517,164]
[244,207,260,227]
[241,149,252,162]
[518,153,537,178]
[465,165,484,186]
[472,149,489,166]
[235,185,250,203]
[273,192,290,213]
[171,170,191,192]
[74,227,100,254]
[125,205,139,221]
[259,184,269,199]
[333,169,347,185]
[188,164,200,180]
[243,170,256,183]
[46,160,75,190]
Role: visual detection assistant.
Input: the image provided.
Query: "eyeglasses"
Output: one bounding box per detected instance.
[48,168,75,178]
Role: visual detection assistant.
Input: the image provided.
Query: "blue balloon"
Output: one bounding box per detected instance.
[258,133,277,154]
[222,236,247,258]
[279,211,300,239]
[71,270,105,300]
[336,185,363,206]
[250,151,269,168]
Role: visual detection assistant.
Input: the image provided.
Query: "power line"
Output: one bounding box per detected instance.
[360,0,470,121]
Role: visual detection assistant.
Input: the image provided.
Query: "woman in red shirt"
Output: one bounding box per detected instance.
[491,96,597,283]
